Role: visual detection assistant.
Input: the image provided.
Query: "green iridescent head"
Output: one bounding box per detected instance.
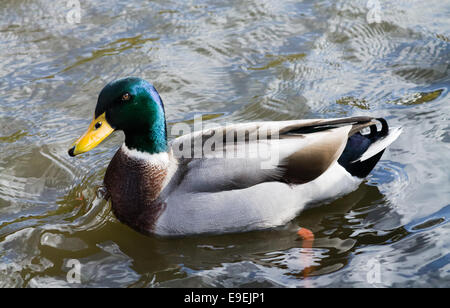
[68,77,168,156]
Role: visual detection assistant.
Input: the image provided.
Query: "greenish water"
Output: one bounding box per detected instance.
[0,0,449,287]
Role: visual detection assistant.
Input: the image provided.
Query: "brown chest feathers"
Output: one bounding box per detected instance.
[104,147,168,234]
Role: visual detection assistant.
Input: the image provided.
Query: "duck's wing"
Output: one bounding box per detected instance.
[169,116,388,192]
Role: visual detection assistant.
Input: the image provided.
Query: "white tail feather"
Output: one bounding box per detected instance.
[355,127,402,162]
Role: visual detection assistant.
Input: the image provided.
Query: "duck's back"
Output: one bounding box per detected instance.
[155,117,400,235]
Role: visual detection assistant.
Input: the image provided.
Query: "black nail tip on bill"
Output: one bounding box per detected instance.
[68,146,75,157]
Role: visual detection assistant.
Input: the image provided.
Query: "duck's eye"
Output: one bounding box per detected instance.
[94,122,102,130]
[122,92,131,101]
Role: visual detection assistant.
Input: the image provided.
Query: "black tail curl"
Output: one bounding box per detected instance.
[338,118,389,178]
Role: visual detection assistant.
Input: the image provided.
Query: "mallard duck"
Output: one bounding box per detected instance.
[68,77,401,236]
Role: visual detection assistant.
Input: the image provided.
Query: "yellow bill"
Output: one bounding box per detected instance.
[68,112,114,156]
